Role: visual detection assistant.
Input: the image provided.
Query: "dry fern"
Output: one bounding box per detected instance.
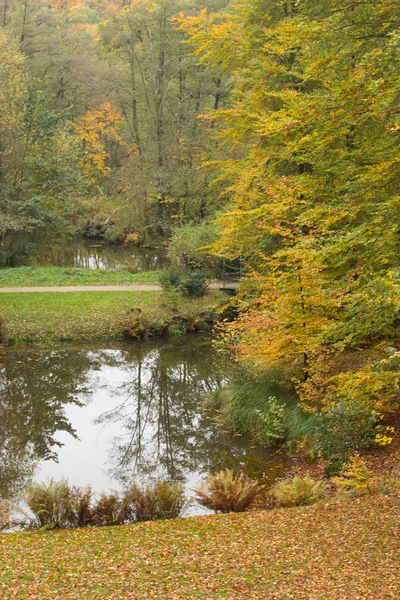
[194,469,260,513]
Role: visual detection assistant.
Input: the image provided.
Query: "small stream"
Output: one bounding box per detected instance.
[0,336,291,515]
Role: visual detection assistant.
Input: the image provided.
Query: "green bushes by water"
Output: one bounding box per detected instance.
[15,466,363,530]
[26,480,93,529]
[207,380,299,447]
[208,380,384,465]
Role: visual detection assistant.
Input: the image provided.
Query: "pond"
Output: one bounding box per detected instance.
[0,336,291,515]
[15,239,168,272]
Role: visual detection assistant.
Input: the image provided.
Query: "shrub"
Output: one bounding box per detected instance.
[333,454,373,496]
[255,396,287,445]
[314,400,379,460]
[159,267,182,292]
[179,269,208,297]
[210,381,297,447]
[26,479,76,529]
[270,475,326,507]
[194,469,260,513]
[159,267,208,297]
[25,479,186,529]
[89,482,186,526]
[129,481,186,521]
[70,485,93,528]
[91,492,123,526]
[25,480,94,529]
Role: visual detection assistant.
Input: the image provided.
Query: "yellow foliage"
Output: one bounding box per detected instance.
[74,102,125,178]
[333,454,373,495]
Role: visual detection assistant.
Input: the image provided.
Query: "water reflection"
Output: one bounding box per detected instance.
[19,239,168,271]
[0,347,96,499]
[0,338,291,510]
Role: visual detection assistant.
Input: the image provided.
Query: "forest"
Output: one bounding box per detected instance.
[0,0,399,598]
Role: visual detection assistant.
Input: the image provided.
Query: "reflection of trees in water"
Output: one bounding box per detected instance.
[0,338,290,503]
[30,240,168,271]
[0,347,98,500]
[97,339,287,487]
[97,338,222,484]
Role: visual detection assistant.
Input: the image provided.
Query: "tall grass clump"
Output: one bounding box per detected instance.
[194,469,261,513]
[209,380,298,447]
[91,491,124,526]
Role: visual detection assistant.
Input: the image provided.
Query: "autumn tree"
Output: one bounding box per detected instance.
[178,0,400,417]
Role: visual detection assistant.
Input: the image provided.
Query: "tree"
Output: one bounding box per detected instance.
[0,28,88,263]
[178,0,400,413]
[99,0,231,240]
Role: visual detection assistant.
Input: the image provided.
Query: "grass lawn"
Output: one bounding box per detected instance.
[0,490,398,599]
[0,290,225,342]
[0,266,162,287]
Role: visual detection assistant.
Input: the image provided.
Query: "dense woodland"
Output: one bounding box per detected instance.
[0,0,229,261]
[1,0,400,465]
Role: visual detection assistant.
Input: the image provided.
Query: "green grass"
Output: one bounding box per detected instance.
[0,266,163,287]
[209,380,300,447]
[0,290,225,342]
[0,489,398,599]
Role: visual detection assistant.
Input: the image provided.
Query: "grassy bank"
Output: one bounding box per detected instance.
[1,489,398,599]
[0,266,162,287]
[0,290,225,343]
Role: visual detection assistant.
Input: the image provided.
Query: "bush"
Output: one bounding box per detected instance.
[130,481,186,521]
[159,267,208,297]
[179,269,208,297]
[333,454,373,496]
[194,469,260,513]
[91,482,186,525]
[91,492,124,526]
[210,381,297,447]
[271,475,326,507]
[314,400,379,460]
[70,485,93,528]
[25,479,93,529]
[159,267,182,292]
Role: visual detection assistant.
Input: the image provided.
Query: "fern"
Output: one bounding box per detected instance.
[194,469,260,513]
[271,475,326,507]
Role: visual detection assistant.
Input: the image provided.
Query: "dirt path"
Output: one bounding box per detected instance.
[0,282,234,293]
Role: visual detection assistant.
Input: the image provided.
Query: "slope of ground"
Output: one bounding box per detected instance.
[0,490,399,600]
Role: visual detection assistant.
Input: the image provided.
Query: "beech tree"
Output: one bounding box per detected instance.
[178,0,400,413]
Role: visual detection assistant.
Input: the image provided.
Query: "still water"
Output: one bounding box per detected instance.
[0,336,290,514]
[19,239,168,271]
